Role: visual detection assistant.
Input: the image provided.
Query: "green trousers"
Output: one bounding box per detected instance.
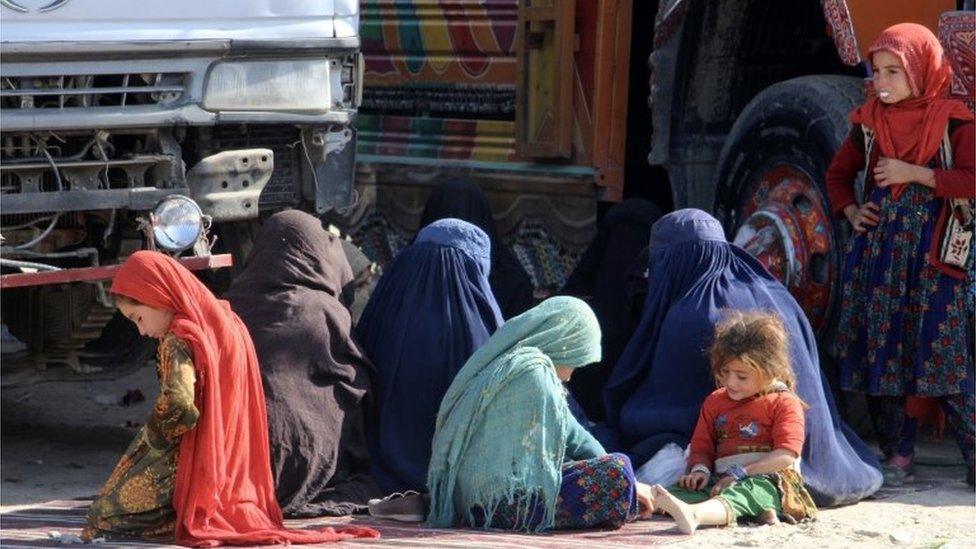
[667,476,781,520]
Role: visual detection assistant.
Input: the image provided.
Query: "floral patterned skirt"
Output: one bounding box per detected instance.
[81,429,179,541]
[836,184,974,397]
[471,453,638,531]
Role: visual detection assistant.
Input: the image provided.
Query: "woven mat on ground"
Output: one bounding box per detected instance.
[0,499,685,548]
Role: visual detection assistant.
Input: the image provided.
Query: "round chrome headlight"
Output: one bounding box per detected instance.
[152,195,204,252]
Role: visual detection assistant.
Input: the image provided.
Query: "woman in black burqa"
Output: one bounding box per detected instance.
[560,199,661,421]
[225,210,381,517]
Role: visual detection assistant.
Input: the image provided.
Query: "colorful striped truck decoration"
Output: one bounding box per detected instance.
[361,0,517,86]
[358,1,521,164]
[357,113,517,163]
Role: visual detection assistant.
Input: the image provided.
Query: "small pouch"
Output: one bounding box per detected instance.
[937,198,973,269]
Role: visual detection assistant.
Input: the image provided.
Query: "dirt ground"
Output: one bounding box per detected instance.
[2,368,975,548]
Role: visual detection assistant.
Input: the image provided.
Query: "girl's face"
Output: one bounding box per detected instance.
[872,50,913,104]
[718,358,764,401]
[118,301,174,339]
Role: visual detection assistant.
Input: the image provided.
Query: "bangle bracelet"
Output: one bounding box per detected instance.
[690,463,711,477]
[723,464,748,481]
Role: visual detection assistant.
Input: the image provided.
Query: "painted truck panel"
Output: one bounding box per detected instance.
[361,0,517,85]
[359,0,518,164]
[940,10,976,111]
[358,0,627,199]
[845,0,953,62]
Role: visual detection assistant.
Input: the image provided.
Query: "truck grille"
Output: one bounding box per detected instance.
[0,72,187,110]
[212,125,302,209]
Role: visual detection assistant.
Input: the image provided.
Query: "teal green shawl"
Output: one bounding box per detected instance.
[426,296,601,531]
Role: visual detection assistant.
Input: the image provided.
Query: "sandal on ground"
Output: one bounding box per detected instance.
[881,457,915,487]
[367,491,429,522]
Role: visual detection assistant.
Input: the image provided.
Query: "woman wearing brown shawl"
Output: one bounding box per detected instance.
[225,210,381,517]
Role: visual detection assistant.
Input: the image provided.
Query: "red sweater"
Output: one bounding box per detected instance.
[825,121,975,279]
[687,388,805,470]
[826,121,975,216]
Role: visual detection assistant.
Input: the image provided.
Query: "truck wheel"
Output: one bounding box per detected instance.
[713,75,863,336]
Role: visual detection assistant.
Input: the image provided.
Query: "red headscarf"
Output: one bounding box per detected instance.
[111,251,379,547]
[849,23,973,198]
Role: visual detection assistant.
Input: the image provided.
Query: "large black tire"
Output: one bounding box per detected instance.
[712,74,870,434]
[714,74,862,236]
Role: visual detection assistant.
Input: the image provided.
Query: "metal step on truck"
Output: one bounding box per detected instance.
[0,0,363,382]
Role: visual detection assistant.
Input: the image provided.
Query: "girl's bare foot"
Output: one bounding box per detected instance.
[651,484,699,534]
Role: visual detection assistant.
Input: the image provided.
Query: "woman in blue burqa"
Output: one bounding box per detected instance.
[355,218,504,493]
[601,209,882,507]
[419,178,535,319]
[428,296,654,532]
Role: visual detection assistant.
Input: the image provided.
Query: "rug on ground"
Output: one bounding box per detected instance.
[0,498,684,548]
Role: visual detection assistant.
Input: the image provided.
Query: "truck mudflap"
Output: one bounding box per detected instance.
[302,126,357,214]
[0,253,232,289]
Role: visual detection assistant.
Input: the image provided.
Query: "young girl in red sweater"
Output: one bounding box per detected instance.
[826,23,974,486]
[653,311,816,534]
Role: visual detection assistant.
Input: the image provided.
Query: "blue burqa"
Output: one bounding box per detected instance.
[601,209,882,506]
[355,218,504,493]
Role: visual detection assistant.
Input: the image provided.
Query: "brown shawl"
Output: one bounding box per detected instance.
[224,210,380,517]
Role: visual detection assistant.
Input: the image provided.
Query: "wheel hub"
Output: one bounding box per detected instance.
[732,164,835,332]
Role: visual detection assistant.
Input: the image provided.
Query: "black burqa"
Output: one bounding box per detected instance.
[224,210,381,517]
[560,199,661,421]
[419,178,535,319]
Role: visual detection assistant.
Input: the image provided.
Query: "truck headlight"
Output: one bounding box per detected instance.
[203,60,331,112]
[152,195,204,253]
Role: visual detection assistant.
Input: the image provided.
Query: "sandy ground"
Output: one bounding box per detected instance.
[2,356,159,435]
[671,476,975,549]
[1,364,157,506]
[2,368,975,547]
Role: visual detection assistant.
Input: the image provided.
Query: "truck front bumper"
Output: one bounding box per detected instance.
[0,253,233,289]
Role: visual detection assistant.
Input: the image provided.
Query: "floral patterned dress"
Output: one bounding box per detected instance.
[836,182,974,397]
[472,453,638,531]
[82,333,200,541]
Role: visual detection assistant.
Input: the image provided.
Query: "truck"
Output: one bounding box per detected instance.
[0,0,363,380]
[344,0,973,339]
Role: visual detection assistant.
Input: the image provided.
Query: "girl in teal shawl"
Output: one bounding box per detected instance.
[427,296,654,532]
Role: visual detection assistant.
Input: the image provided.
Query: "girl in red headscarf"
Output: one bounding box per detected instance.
[826,23,974,487]
[82,251,379,546]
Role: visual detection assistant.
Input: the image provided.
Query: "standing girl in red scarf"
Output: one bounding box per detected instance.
[82,251,379,546]
[827,23,974,487]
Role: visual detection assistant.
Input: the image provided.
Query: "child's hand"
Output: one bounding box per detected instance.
[874,157,933,188]
[635,482,656,518]
[844,202,880,233]
[677,471,709,491]
[710,474,737,496]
